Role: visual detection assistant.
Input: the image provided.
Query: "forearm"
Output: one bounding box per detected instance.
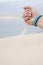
[36,16,43,29]
[27,17,43,29]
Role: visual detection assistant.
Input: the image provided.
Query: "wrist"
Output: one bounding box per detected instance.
[33,15,42,26]
[36,16,43,28]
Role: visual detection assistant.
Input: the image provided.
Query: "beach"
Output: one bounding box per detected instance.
[0,33,43,65]
[0,1,43,64]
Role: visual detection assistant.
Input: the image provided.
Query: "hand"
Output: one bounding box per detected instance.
[23,6,38,25]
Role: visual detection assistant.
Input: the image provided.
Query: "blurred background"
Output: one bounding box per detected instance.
[0,0,43,38]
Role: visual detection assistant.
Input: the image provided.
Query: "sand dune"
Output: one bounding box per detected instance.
[0,33,43,65]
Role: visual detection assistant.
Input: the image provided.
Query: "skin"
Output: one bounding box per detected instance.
[23,6,43,29]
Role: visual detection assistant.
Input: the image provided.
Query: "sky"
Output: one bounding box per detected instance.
[0,0,43,16]
[0,0,43,36]
[0,0,43,4]
[0,0,42,2]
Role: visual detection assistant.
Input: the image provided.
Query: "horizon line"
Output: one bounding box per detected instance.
[0,16,22,19]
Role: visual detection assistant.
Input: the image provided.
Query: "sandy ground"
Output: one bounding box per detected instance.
[0,33,43,65]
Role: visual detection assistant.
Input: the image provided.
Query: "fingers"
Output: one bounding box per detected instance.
[23,6,32,18]
[23,17,30,22]
[23,15,31,22]
[23,9,32,22]
[23,6,33,24]
[24,6,32,10]
[23,10,32,17]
